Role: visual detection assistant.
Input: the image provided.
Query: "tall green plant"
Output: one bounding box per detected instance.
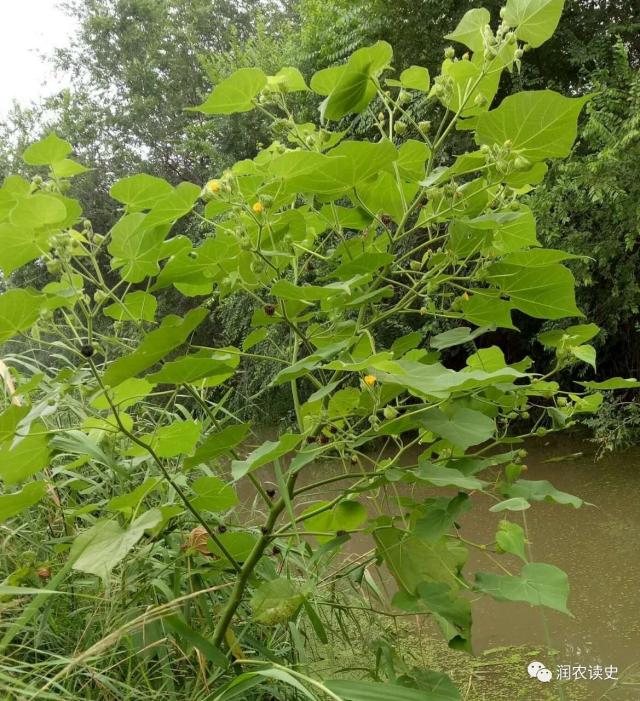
[0,0,636,697]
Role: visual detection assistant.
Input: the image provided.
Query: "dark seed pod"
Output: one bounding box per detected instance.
[336,530,347,537]
[217,524,227,534]
[271,546,281,556]
[264,303,276,316]
[80,344,94,358]
[260,526,269,535]
[317,434,329,445]
[266,488,276,498]
[454,522,462,530]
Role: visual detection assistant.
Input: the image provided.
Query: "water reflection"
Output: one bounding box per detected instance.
[238,432,640,687]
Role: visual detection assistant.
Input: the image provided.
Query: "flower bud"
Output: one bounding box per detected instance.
[383,406,398,420]
[474,93,488,108]
[513,155,531,171]
[46,259,61,275]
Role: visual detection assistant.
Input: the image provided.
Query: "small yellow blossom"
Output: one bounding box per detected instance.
[363,374,377,387]
[462,291,470,301]
[206,179,220,194]
[252,201,264,214]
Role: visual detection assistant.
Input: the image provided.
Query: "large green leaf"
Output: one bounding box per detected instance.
[191,475,238,512]
[251,578,304,625]
[415,462,485,490]
[538,323,599,349]
[10,193,68,229]
[394,580,472,653]
[0,223,48,275]
[319,42,392,121]
[142,182,201,229]
[476,90,590,161]
[267,67,309,93]
[505,479,582,508]
[495,520,527,562]
[208,531,258,563]
[397,139,431,180]
[146,348,238,386]
[152,237,228,295]
[398,65,430,92]
[460,293,515,329]
[268,151,351,196]
[577,377,639,390]
[51,159,89,178]
[475,562,571,614]
[375,360,525,400]
[0,289,43,343]
[108,213,168,282]
[193,68,267,114]
[430,325,489,350]
[184,423,251,470]
[489,497,531,512]
[302,499,367,542]
[437,58,501,118]
[504,0,565,47]
[414,494,470,542]
[71,509,162,581]
[231,433,303,479]
[374,527,467,594]
[107,478,162,515]
[23,133,72,165]
[0,423,50,485]
[445,7,491,53]
[421,407,495,450]
[110,174,173,211]
[103,291,157,322]
[152,420,201,458]
[356,171,417,224]
[103,307,207,387]
[0,482,47,524]
[90,377,155,410]
[0,405,29,445]
[486,260,582,320]
[328,139,397,184]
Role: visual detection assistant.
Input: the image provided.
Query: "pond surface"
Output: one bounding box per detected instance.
[458,435,640,696]
[243,433,640,697]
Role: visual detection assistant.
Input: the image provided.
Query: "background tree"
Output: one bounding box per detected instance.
[0,0,639,416]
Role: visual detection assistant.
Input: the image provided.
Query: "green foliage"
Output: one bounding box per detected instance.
[0,2,630,698]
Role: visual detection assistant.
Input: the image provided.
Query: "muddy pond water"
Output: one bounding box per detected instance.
[241,433,640,698]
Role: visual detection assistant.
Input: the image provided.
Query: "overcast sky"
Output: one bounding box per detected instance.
[0,1,77,117]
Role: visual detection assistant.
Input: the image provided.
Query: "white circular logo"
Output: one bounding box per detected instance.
[528,661,546,678]
[537,668,553,683]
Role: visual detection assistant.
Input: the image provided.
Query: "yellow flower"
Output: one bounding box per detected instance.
[252,201,264,214]
[206,179,220,194]
[363,374,377,387]
[462,291,470,301]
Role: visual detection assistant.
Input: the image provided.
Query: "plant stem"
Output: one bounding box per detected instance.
[87,359,241,573]
[211,472,297,648]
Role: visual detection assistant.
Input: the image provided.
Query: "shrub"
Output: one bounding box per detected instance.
[0,0,635,697]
